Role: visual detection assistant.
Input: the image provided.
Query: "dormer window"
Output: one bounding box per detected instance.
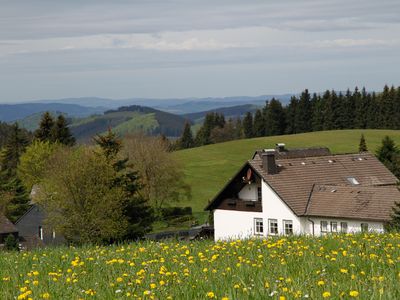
[346,177,360,185]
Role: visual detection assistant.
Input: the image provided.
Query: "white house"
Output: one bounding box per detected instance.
[205,144,400,240]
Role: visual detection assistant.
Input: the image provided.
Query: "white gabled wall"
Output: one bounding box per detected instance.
[261,180,303,235]
[213,180,301,240]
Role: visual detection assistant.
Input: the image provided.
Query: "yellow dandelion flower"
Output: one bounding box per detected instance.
[322,291,331,298]
[207,292,215,298]
[349,290,359,297]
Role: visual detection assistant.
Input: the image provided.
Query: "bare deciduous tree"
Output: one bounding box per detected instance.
[122,134,191,213]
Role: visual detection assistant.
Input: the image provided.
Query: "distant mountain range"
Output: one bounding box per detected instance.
[0,94,293,142]
[0,103,105,122]
[1,94,293,116]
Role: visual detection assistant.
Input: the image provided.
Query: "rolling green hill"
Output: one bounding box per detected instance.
[173,129,400,217]
[70,105,188,142]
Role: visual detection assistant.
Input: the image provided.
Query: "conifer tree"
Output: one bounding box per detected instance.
[242,112,254,138]
[94,129,154,239]
[253,109,265,137]
[285,96,298,134]
[179,122,194,149]
[390,199,400,231]
[395,87,400,129]
[194,113,216,146]
[93,128,122,162]
[234,118,243,139]
[376,136,400,178]
[323,90,340,130]
[51,115,75,146]
[0,123,29,176]
[359,134,368,152]
[0,124,30,222]
[35,112,55,142]
[265,98,286,136]
[311,93,324,132]
[295,89,312,133]
[0,176,30,223]
[354,87,368,129]
[366,92,378,128]
[336,92,347,129]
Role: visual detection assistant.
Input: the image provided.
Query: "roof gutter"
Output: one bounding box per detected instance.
[307,218,315,236]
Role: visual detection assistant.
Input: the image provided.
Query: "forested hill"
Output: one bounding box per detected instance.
[180,85,400,150]
[70,105,188,142]
[183,104,259,123]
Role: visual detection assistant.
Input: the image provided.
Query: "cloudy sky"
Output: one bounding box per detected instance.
[1,0,400,102]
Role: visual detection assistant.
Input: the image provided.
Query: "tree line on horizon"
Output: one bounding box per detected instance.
[176,85,400,149]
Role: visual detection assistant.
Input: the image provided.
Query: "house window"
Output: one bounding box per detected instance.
[257,187,262,201]
[361,223,369,232]
[321,221,328,233]
[331,222,338,233]
[340,222,348,233]
[254,218,264,235]
[283,220,293,235]
[38,226,43,240]
[269,219,278,235]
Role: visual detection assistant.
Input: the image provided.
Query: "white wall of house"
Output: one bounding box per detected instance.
[213,179,385,241]
[238,183,258,201]
[261,180,303,235]
[214,210,264,240]
[304,217,384,236]
[214,180,301,240]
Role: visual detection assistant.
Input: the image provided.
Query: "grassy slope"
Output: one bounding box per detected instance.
[107,113,158,136]
[173,129,400,214]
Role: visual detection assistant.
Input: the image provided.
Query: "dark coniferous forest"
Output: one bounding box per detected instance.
[178,85,400,149]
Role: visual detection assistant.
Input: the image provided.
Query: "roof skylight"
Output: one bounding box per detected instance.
[346,177,360,185]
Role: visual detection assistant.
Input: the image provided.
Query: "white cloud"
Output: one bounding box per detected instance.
[0,32,248,56]
[309,38,400,48]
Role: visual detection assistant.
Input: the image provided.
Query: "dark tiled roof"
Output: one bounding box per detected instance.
[0,213,18,234]
[253,147,331,160]
[305,184,400,221]
[249,152,399,219]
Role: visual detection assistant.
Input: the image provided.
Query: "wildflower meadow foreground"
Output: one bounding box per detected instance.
[1,234,400,300]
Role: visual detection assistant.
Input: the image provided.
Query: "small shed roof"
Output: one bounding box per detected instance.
[0,213,18,234]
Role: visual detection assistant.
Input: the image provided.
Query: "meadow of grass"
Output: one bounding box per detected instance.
[1,234,400,299]
[173,130,400,215]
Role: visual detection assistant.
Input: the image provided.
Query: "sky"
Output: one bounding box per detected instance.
[1,0,400,103]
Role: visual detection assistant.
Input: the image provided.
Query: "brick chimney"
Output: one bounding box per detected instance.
[262,149,277,175]
[275,143,286,152]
